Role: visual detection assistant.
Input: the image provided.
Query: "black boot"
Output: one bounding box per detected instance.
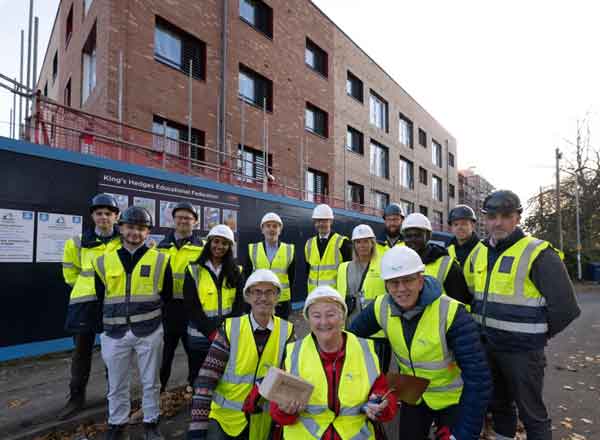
[143,420,164,440]
[105,424,130,440]
[58,391,86,420]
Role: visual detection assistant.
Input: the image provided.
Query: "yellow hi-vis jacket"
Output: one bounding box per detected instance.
[375,239,405,257]
[448,241,485,289]
[209,315,293,438]
[305,233,347,293]
[424,255,454,293]
[248,242,295,302]
[464,235,551,337]
[283,332,379,440]
[157,237,203,299]
[374,294,463,410]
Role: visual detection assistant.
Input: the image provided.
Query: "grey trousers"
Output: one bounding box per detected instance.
[486,348,551,440]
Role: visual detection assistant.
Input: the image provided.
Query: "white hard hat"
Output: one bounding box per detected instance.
[312,204,334,220]
[303,286,347,320]
[207,224,235,244]
[380,246,425,280]
[260,212,283,227]
[243,269,281,299]
[401,213,432,232]
[352,224,376,241]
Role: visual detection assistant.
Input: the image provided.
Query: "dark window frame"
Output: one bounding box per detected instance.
[64,78,72,106]
[52,52,58,84]
[152,115,206,162]
[347,181,365,206]
[399,113,414,148]
[399,156,414,190]
[419,205,429,217]
[373,191,390,210]
[239,64,273,112]
[346,125,364,155]
[65,5,74,46]
[418,128,427,147]
[305,102,328,138]
[305,38,328,77]
[449,183,456,199]
[432,139,443,168]
[238,144,273,181]
[306,168,329,201]
[346,70,363,103]
[432,174,443,202]
[370,139,390,179]
[369,90,389,133]
[419,166,428,185]
[448,151,455,168]
[154,17,207,81]
[239,0,273,39]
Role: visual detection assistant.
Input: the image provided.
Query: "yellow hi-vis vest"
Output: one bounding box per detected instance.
[158,240,203,299]
[374,294,463,410]
[187,264,238,318]
[448,241,485,289]
[94,249,169,331]
[248,242,295,302]
[283,332,379,440]
[210,315,293,438]
[464,236,551,336]
[63,234,121,304]
[305,233,347,293]
[375,239,405,257]
[337,257,386,337]
[424,255,454,293]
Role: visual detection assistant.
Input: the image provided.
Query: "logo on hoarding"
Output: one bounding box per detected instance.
[39,213,49,222]
[56,216,65,224]
[22,211,33,220]
[72,216,81,224]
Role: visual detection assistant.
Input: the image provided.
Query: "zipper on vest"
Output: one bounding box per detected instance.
[480,265,494,330]
[125,273,132,327]
[331,354,339,440]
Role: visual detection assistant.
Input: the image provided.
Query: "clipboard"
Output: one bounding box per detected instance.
[386,373,430,404]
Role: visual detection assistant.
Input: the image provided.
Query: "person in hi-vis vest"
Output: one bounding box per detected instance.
[187,269,294,440]
[270,286,397,440]
[304,204,352,294]
[93,206,173,440]
[376,202,406,256]
[156,202,204,393]
[402,213,472,306]
[244,212,295,319]
[349,246,491,440]
[60,193,121,420]
[446,205,483,268]
[183,224,245,389]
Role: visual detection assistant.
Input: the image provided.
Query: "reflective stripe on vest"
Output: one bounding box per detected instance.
[159,242,203,299]
[210,315,293,438]
[376,294,463,410]
[285,333,377,440]
[468,236,550,335]
[188,264,237,318]
[425,255,453,287]
[249,242,294,301]
[305,234,345,292]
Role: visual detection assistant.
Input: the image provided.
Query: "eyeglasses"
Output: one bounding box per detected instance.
[386,276,419,288]
[248,289,278,298]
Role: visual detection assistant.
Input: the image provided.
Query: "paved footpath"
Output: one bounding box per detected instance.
[1,284,599,440]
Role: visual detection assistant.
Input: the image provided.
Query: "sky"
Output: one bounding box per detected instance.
[1,0,599,206]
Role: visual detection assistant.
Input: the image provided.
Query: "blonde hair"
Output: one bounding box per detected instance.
[352,237,376,262]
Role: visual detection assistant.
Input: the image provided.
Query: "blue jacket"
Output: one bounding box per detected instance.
[348,276,492,440]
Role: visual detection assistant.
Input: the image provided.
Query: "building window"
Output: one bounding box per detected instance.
[346,71,363,102]
[305,168,328,202]
[84,0,93,15]
[64,79,71,106]
[154,17,206,80]
[432,175,443,201]
[52,52,58,83]
[305,103,328,137]
[449,183,456,199]
[400,200,414,215]
[433,210,444,231]
[239,64,273,111]
[305,38,328,77]
[347,181,364,206]
[239,0,273,38]
[399,156,414,190]
[419,166,428,185]
[370,140,389,179]
[369,91,388,132]
[346,126,364,155]
[43,82,48,96]
[399,114,413,148]
[238,145,272,181]
[152,115,205,161]
[448,151,455,168]
[81,24,97,105]
[373,191,389,210]
[65,5,73,45]
[419,205,429,217]
[418,128,427,147]
[432,139,443,167]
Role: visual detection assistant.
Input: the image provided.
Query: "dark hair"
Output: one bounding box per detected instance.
[196,238,241,289]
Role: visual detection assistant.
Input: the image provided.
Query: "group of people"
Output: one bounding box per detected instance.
[60,189,580,440]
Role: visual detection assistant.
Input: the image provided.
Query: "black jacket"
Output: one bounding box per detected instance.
[421,243,473,305]
[448,233,480,267]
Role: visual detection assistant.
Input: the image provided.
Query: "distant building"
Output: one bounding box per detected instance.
[458,169,495,237]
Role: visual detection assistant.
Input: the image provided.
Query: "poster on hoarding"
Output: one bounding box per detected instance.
[105,193,129,213]
[203,207,220,231]
[133,197,156,225]
[159,201,178,228]
[222,209,238,232]
[36,212,83,263]
[0,208,35,263]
